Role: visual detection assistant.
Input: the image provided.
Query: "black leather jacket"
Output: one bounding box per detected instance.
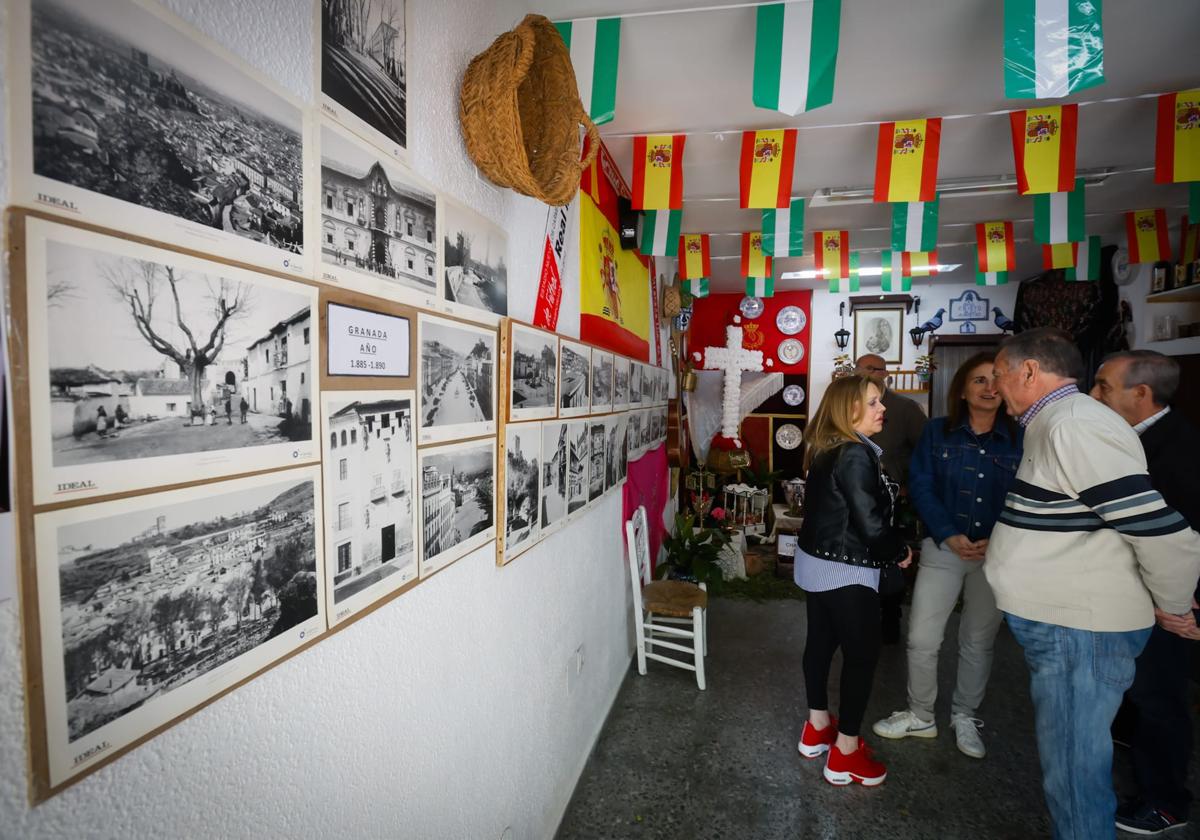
[798,440,907,569]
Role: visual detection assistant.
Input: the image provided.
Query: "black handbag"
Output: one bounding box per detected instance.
[878,562,906,597]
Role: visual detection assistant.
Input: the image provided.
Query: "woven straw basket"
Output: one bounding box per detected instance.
[459,14,600,206]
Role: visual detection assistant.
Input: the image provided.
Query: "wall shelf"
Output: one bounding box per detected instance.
[1146,286,1200,303]
[1142,336,1200,356]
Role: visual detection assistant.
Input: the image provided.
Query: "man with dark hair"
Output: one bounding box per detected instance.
[986,328,1200,840]
[1093,350,1200,836]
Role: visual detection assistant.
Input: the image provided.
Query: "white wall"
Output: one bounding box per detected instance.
[0,1,642,837]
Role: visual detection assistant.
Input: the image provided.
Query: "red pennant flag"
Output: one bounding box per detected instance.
[1155,90,1200,184]
[874,118,941,203]
[1009,105,1078,195]
[975,221,1016,273]
[1125,209,1171,263]
[812,230,851,278]
[631,134,686,210]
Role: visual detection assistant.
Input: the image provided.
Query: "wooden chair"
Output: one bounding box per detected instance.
[624,505,708,690]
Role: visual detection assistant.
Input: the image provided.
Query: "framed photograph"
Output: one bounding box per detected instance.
[629,362,643,406]
[417,314,495,445]
[321,391,417,627]
[319,0,408,162]
[566,420,589,517]
[325,303,410,378]
[614,413,629,485]
[640,363,653,405]
[604,417,621,492]
[591,350,613,414]
[32,465,325,788]
[418,438,495,576]
[317,119,437,304]
[853,307,904,365]
[442,197,508,324]
[612,356,630,411]
[588,420,606,502]
[627,411,643,462]
[9,0,310,277]
[22,217,319,506]
[539,419,569,537]
[502,422,540,563]
[558,340,590,419]
[1151,263,1169,293]
[507,321,558,423]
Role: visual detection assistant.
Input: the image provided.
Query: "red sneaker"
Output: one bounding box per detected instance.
[823,738,887,786]
[798,716,838,759]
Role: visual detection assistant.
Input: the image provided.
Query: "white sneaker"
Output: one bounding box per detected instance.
[951,713,986,758]
[871,710,938,740]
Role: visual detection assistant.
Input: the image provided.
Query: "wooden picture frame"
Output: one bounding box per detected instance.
[505,320,558,423]
[853,306,905,365]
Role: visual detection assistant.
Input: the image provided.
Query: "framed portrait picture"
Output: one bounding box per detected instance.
[558,340,590,418]
[507,321,558,422]
[853,307,904,365]
[417,314,496,445]
[418,437,495,576]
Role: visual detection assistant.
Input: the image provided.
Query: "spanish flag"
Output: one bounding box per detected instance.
[739,129,797,208]
[903,250,938,278]
[874,118,941,203]
[632,134,686,210]
[1125,209,1171,263]
[678,233,711,279]
[812,229,850,278]
[741,232,772,278]
[1065,235,1102,282]
[829,253,859,293]
[976,221,1016,273]
[1009,105,1078,195]
[1155,90,1200,184]
[1042,242,1078,270]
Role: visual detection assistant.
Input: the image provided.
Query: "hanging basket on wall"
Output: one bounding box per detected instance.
[459,14,600,206]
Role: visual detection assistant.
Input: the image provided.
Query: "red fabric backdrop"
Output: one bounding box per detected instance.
[689,291,812,374]
[622,444,670,575]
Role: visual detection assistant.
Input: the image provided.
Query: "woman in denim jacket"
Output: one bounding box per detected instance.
[872,351,1023,759]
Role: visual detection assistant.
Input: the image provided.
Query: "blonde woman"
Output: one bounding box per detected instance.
[795,375,912,786]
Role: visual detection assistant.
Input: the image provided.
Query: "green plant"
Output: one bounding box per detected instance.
[740,455,782,491]
[659,513,731,587]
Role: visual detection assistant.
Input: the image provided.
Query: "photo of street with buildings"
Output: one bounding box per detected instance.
[567,420,588,516]
[540,420,568,534]
[591,351,612,412]
[443,200,507,318]
[504,424,539,558]
[627,411,643,462]
[419,439,494,573]
[509,324,557,421]
[588,421,605,502]
[558,342,589,418]
[615,414,629,483]
[322,0,406,151]
[418,315,494,443]
[630,363,643,405]
[605,418,621,490]
[613,357,629,409]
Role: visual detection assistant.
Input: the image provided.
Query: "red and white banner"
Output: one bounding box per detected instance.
[534,205,569,330]
[649,259,661,366]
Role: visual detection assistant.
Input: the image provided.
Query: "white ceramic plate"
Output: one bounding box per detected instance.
[776,305,807,335]
[782,384,806,406]
[777,338,805,365]
[739,296,764,319]
[775,423,803,450]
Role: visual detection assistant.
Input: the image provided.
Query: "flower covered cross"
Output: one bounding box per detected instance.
[694,316,769,448]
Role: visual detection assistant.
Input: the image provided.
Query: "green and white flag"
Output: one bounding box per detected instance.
[761,199,805,257]
[555,17,621,125]
[1004,0,1104,99]
[639,209,681,256]
[1065,235,1102,281]
[891,197,939,253]
[1033,179,1086,244]
[879,250,911,292]
[683,278,709,298]
[752,0,840,115]
[746,277,774,297]
[829,252,859,293]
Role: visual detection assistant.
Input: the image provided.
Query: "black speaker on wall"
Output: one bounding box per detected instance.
[618,196,639,249]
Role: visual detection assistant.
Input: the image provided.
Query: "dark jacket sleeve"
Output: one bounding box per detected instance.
[834,444,908,566]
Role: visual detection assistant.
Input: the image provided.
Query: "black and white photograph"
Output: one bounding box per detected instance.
[24,218,319,505]
[567,420,589,516]
[418,314,495,444]
[613,356,630,411]
[615,414,629,483]
[640,363,653,405]
[588,420,606,502]
[853,307,904,366]
[320,0,407,158]
[591,350,613,413]
[629,361,643,405]
[503,423,540,562]
[419,438,495,576]
[558,340,590,419]
[508,322,558,422]
[539,419,569,536]
[13,0,309,274]
[321,391,417,626]
[33,466,325,787]
[604,417,621,490]
[319,120,436,299]
[627,411,643,462]
[443,198,508,322]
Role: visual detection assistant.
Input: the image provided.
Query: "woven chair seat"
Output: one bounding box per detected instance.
[643,580,708,618]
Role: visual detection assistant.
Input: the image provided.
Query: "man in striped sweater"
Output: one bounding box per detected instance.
[985,328,1200,840]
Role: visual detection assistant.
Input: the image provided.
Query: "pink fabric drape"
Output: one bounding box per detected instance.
[622,444,670,575]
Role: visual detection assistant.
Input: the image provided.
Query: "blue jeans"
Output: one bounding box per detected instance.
[1006,615,1151,840]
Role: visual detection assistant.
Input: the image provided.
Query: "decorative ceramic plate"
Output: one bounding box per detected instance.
[739,296,764,319]
[782,384,806,406]
[776,305,807,335]
[777,338,805,365]
[775,423,803,450]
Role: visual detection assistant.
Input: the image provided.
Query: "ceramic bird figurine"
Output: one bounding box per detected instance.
[992,307,1016,333]
[916,308,946,333]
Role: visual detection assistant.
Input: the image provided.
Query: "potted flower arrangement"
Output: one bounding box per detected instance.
[914,354,936,383]
[659,512,732,586]
[832,354,855,379]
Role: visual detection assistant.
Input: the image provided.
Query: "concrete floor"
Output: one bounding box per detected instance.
[556,597,1200,840]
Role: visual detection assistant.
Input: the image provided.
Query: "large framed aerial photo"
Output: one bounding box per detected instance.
[9,0,310,277]
[31,465,325,789]
[501,422,540,564]
[507,321,558,423]
[417,314,495,444]
[442,197,508,324]
[419,438,495,576]
[319,0,408,161]
[539,419,569,538]
[558,340,590,419]
[21,217,319,506]
[321,391,417,627]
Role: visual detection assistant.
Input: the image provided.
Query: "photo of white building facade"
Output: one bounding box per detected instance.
[244,308,312,423]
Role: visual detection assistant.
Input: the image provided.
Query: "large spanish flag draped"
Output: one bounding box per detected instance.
[631,134,686,210]
[741,232,772,278]
[1009,105,1078,194]
[678,234,711,279]
[874,118,941,203]
[812,229,850,278]
[1125,209,1171,263]
[579,140,651,360]
[1042,242,1078,270]
[976,221,1016,273]
[1155,90,1200,184]
[739,129,798,208]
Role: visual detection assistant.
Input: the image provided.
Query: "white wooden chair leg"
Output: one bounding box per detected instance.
[634,612,648,676]
[692,606,706,690]
[701,608,708,658]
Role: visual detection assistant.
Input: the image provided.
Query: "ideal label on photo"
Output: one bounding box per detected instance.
[327,304,410,377]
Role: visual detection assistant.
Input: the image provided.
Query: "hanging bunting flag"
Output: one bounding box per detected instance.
[1191,183,1200,219]
[1042,242,1078,269]
[879,250,910,292]
[813,229,850,279]
[752,0,840,116]
[1125,209,1171,263]
[874,118,942,203]
[829,253,860,293]
[761,199,805,257]
[639,209,681,256]
[554,17,622,126]
[1179,221,1199,266]
[1003,0,1105,99]
[739,129,798,208]
[1154,89,1200,183]
[976,250,1010,286]
[747,277,775,297]
[632,134,686,210]
[1033,179,1086,243]
[741,231,772,279]
[1065,235,1102,281]
[683,278,710,298]
[1009,104,1078,194]
[903,250,939,278]
[891,197,940,252]
[678,233,711,279]
[976,221,1016,273]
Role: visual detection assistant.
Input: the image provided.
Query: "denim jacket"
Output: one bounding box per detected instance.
[907,416,1024,545]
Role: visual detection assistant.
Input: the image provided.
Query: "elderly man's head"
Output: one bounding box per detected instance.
[853,354,889,386]
[992,327,1082,416]
[1091,351,1179,426]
